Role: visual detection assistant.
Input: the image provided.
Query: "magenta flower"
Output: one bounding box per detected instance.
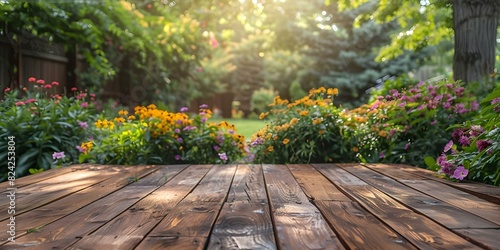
[71,87,77,91]
[15,101,25,106]
[52,151,65,160]
[430,120,437,125]
[379,152,385,159]
[491,97,500,105]
[78,121,89,129]
[476,140,492,152]
[470,100,479,111]
[180,107,188,112]
[213,145,220,151]
[444,140,454,152]
[218,152,228,161]
[452,166,468,180]
[405,143,410,150]
[458,136,470,147]
[80,102,89,108]
[175,155,181,161]
[177,137,184,143]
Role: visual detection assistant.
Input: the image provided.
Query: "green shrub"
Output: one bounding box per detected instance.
[249,87,356,163]
[250,87,276,115]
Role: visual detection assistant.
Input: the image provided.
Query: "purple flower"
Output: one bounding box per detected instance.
[470,125,484,137]
[177,137,184,143]
[180,107,188,112]
[437,154,447,166]
[452,166,468,180]
[470,100,479,111]
[76,146,85,153]
[218,152,228,161]
[52,151,65,160]
[454,103,468,114]
[228,129,235,134]
[458,136,470,147]
[452,129,465,141]
[443,102,452,109]
[78,121,89,129]
[430,120,437,125]
[398,102,406,108]
[201,117,207,123]
[199,104,208,109]
[476,140,492,152]
[379,152,385,159]
[175,155,181,161]
[444,140,454,152]
[405,143,410,150]
[174,128,181,133]
[491,97,500,105]
[176,119,183,125]
[213,145,220,151]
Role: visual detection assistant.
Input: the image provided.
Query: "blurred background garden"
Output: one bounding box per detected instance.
[1,0,499,185]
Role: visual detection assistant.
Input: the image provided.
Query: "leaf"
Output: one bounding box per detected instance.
[424,156,436,168]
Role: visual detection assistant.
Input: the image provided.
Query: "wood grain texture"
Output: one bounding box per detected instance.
[67,235,143,250]
[87,165,207,236]
[182,164,237,203]
[314,163,480,249]
[147,201,221,238]
[315,201,415,250]
[207,203,276,249]
[367,163,500,204]
[227,164,267,203]
[135,236,206,250]
[338,163,498,229]
[263,164,345,249]
[287,164,353,202]
[452,228,500,250]
[400,179,500,226]
[0,165,158,244]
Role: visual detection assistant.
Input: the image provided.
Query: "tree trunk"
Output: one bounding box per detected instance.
[452,0,499,83]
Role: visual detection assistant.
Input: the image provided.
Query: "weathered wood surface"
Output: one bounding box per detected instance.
[1,163,499,249]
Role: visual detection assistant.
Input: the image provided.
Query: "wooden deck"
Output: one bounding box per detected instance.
[1,163,500,249]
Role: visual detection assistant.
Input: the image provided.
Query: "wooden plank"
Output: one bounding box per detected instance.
[207,202,276,249]
[367,163,500,205]
[316,201,416,250]
[181,164,237,203]
[0,164,91,190]
[262,164,345,249]
[135,236,206,250]
[0,165,134,221]
[313,163,481,249]
[226,164,267,203]
[337,163,498,229]
[400,179,500,226]
[69,165,209,249]
[0,165,158,244]
[452,228,500,250]
[2,165,181,249]
[287,164,354,201]
[286,164,414,249]
[67,235,143,249]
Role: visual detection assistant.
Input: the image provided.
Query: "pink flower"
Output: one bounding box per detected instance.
[444,140,453,152]
[24,98,36,104]
[210,36,219,48]
[199,104,208,109]
[491,97,500,105]
[4,87,10,92]
[36,79,45,85]
[470,100,479,111]
[180,107,188,112]
[76,146,85,153]
[71,87,78,91]
[379,152,385,159]
[80,102,89,108]
[405,143,410,150]
[175,155,181,161]
[78,121,89,129]
[28,77,36,82]
[197,67,203,72]
[219,152,228,161]
[51,81,59,86]
[52,151,65,160]
[452,166,468,180]
[15,101,25,106]
[43,84,52,89]
[476,140,492,152]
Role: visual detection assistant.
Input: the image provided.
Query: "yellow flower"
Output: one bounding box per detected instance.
[267,145,274,152]
[318,130,325,135]
[283,138,290,145]
[265,133,272,140]
[312,118,322,125]
[259,112,268,120]
[118,110,129,116]
[289,118,299,126]
[147,104,157,109]
[327,88,339,95]
[300,110,309,116]
[80,141,93,154]
[114,117,125,123]
[378,131,388,137]
[352,146,359,153]
[128,115,136,120]
[273,135,278,140]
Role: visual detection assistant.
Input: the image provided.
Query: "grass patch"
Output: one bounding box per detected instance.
[209,118,267,140]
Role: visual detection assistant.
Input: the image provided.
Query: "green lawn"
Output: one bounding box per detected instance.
[209,118,268,139]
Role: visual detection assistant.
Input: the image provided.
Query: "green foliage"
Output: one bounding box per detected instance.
[0,79,95,181]
[251,87,276,116]
[79,105,247,165]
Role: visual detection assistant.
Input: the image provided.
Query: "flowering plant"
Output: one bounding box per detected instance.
[0,78,95,180]
[428,86,500,185]
[79,104,246,164]
[348,80,479,167]
[249,87,356,163]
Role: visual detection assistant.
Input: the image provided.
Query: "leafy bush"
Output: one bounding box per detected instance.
[79,104,246,164]
[348,80,479,167]
[0,78,95,180]
[427,86,500,185]
[249,87,356,163]
[251,87,276,115]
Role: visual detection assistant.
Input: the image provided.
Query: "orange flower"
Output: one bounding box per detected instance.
[283,138,290,145]
[267,145,274,152]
